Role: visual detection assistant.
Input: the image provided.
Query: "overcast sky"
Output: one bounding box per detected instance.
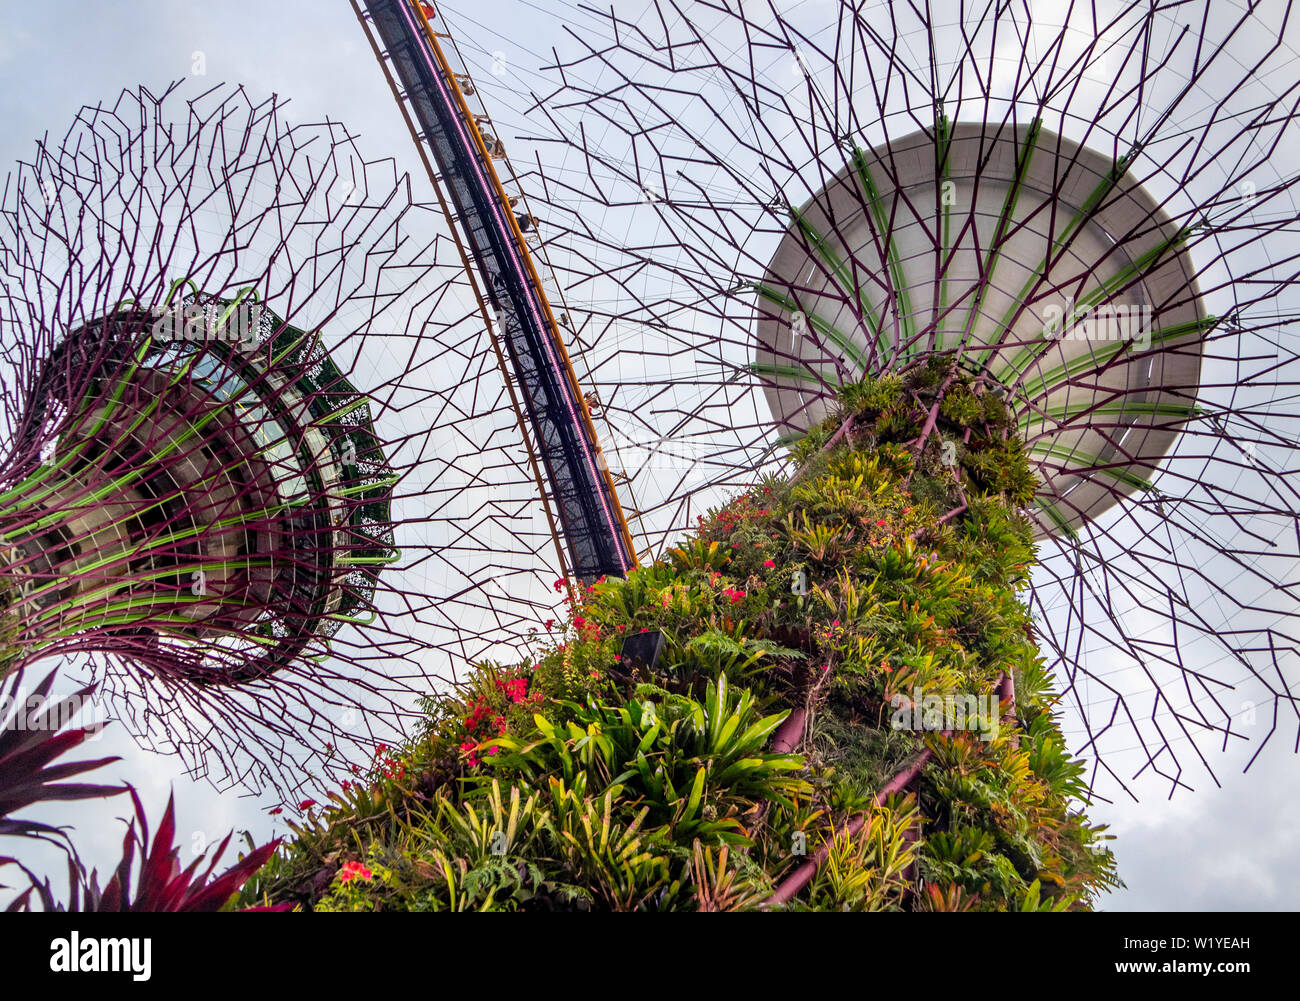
[1,0,1296,911]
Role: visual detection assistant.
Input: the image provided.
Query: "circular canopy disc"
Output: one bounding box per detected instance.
[755,122,1207,535]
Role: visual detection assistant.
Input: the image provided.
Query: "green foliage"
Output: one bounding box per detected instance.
[249,368,1119,911]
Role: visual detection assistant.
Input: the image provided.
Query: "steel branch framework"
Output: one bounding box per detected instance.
[0,82,495,797]
[398,0,1300,800]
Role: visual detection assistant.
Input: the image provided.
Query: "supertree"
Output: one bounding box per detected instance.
[493,0,1300,802]
[0,81,475,797]
[339,0,1300,804]
[235,0,1300,912]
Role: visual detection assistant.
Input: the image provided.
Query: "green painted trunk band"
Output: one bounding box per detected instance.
[164,278,202,307]
[752,281,873,372]
[1011,315,1212,401]
[1033,497,1078,538]
[961,119,1042,354]
[329,608,379,627]
[217,285,262,332]
[788,205,883,344]
[1027,441,1155,491]
[851,147,916,352]
[335,550,399,567]
[986,154,1135,362]
[936,114,953,341]
[335,473,402,498]
[9,492,298,598]
[25,557,277,624]
[747,362,844,388]
[1020,398,1200,431]
[4,395,242,540]
[317,395,375,425]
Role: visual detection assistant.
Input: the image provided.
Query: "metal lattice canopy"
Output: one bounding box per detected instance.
[0,81,521,797]
[399,0,1300,800]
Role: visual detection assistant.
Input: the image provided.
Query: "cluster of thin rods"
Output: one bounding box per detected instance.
[470,0,1300,798]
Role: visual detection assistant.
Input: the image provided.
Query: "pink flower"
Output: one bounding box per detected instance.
[763,559,776,568]
[339,860,373,884]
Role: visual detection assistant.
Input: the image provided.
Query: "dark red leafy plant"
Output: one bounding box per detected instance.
[0,667,124,849]
[9,789,282,912]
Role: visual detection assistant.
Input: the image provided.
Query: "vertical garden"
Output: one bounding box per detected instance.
[246,360,1119,911]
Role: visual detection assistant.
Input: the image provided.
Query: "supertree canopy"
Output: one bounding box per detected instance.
[2,298,396,680]
[0,81,468,796]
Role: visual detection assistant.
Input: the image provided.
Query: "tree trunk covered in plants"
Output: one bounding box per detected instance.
[247,360,1120,911]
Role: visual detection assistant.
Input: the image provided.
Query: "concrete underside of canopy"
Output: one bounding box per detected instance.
[753,121,1207,536]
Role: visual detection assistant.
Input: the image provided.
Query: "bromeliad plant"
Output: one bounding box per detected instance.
[0,666,281,912]
[246,360,1120,911]
[0,667,123,853]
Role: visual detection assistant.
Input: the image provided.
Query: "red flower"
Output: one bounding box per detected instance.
[763,559,776,568]
[495,678,528,703]
[339,860,373,884]
[544,619,554,628]
[298,799,316,811]
[459,740,480,767]
[267,807,283,816]
[876,519,887,527]
[553,578,566,592]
